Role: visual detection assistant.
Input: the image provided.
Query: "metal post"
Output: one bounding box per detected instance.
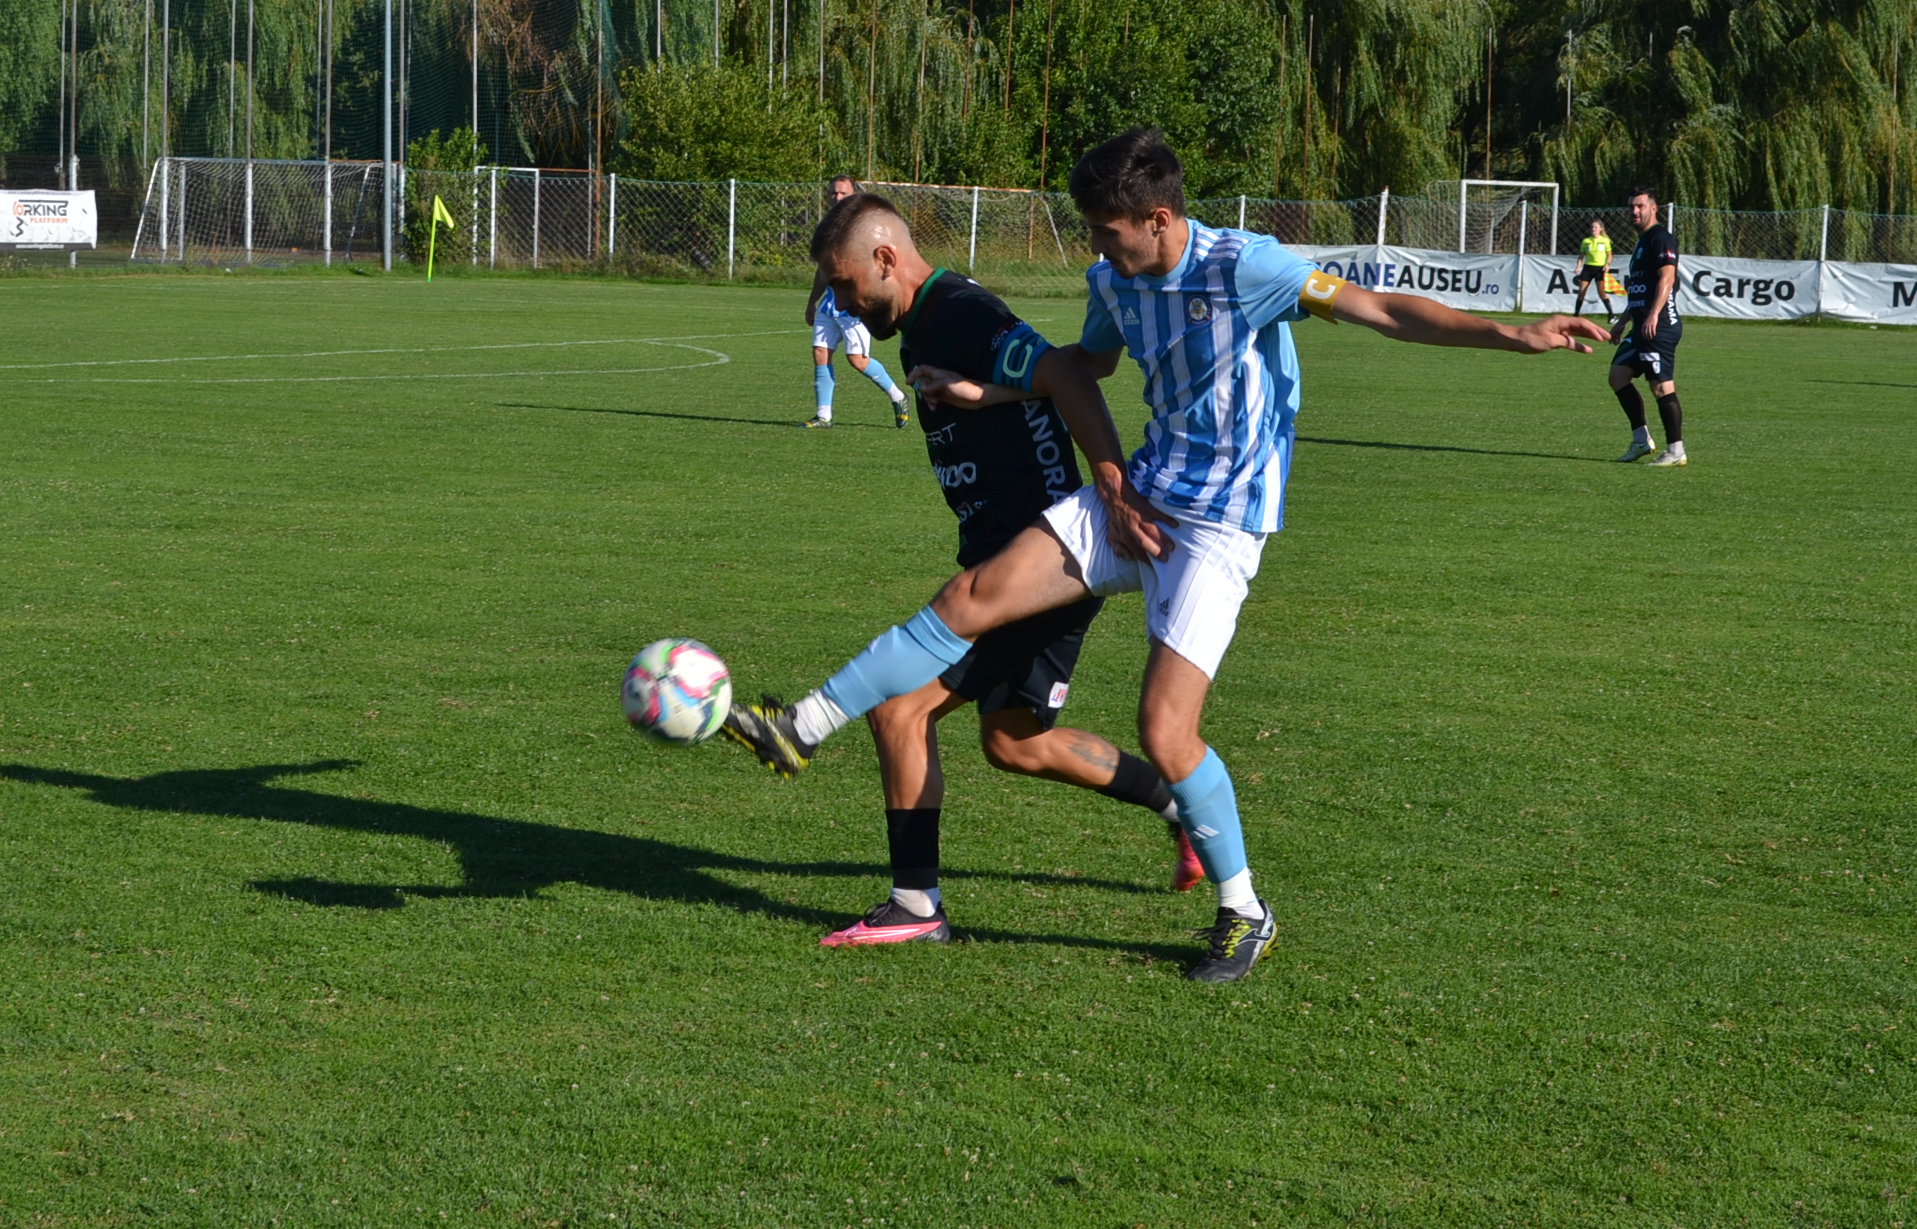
[381,0,393,271]
[488,165,497,267]
[1550,185,1559,256]
[1819,203,1830,262]
[968,185,980,270]
[1458,180,1467,252]
[1376,187,1389,246]
[1516,199,1528,313]
[175,159,187,261]
[69,150,80,267]
[532,169,541,268]
[58,0,68,188]
[607,172,617,265]
[1667,202,1677,237]
[244,0,254,263]
[470,166,479,265]
[142,0,151,168]
[160,0,170,179]
[159,155,170,264]
[323,160,333,265]
[1237,194,1246,229]
[727,178,737,278]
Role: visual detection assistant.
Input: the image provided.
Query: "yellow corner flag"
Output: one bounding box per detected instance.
[427,195,456,281]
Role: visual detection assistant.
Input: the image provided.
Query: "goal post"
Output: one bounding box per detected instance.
[1428,179,1560,254]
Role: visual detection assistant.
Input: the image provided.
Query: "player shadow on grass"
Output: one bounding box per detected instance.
[1,760,1190,961]
[1297,435,1607,463]
[501,402,900,430]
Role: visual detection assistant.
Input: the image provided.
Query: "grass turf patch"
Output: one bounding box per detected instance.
[1,274,1912,1226]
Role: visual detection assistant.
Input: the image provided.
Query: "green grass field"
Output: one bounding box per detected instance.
[2,271,1912,1227]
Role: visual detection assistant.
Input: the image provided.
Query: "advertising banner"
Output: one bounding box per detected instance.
[1678,255,1820,320]
[1520,255,1616,315]
[1289,244,1519,312]
[1818,261,1917,325]
[0,190,98,250]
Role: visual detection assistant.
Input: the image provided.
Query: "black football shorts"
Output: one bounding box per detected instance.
[939,596,1104,730]
[1613,322,1681,382]
[1575,263,1607,284]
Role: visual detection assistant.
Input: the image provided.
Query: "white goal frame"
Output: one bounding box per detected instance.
[1456,179,1560,254]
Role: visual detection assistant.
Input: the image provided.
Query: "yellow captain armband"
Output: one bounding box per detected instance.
[1299,269,1349,322]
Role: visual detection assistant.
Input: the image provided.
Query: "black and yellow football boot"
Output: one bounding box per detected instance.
[721,693,817,778]
[1186,901,1277,983]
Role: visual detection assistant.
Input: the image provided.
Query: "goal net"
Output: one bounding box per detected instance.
[1425,179,1560,255]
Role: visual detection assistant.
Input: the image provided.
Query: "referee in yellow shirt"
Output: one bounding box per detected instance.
[1572,221,1617,321]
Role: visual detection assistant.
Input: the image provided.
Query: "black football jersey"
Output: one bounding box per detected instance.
[1625,223,1681,329]
[897,270,1082,567]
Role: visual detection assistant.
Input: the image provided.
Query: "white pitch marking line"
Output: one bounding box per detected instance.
[15,342,732,385]
[0,329,795,372]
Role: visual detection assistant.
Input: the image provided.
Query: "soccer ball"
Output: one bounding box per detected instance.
[622,639,731,744]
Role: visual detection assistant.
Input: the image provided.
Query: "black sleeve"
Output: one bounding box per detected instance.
[1647,228,1679,270]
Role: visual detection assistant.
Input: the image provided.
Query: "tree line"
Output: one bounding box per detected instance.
[11,0,1916,212]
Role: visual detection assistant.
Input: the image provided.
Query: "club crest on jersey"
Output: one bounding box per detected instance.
[1186,297,1211,323]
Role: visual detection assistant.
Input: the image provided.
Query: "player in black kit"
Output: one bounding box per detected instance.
[1608,185,1688,466]
[728,193,1201,946]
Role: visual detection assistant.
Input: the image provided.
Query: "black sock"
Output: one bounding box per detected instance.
[1615,383,1648,431]
[886,808,940,891]
[1655,392,1683,445]
[1097,751,1174,818]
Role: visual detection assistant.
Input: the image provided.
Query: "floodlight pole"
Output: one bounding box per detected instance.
[382,0,393,271]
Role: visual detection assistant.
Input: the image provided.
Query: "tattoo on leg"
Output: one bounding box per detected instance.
[1061,731,1119,773]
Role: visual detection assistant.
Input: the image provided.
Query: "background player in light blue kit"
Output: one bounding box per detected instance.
[728,129,1608,982]
[802,175,911,429]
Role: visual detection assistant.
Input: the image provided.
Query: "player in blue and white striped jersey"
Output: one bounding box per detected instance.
[725,130,1607,982]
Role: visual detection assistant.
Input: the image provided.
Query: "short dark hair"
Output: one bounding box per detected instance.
[1068,127,1185,221]
[810,192,902,261]
[827,173,860,190]
[1627,184,1658,204]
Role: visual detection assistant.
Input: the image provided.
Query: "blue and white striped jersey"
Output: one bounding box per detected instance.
[818,286,859,322]
[1081,221,1318,534]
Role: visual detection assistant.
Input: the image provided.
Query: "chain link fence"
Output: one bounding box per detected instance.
[122,160,1917,291]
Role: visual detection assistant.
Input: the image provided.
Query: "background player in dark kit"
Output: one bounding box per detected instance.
[779,194,1199,946]
[1609,187,1689,466]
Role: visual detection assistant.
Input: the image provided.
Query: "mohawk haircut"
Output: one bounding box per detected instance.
[1068,128,1186,221]
[809,193,903,261]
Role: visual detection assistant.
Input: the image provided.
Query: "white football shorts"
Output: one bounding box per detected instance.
[811,311,872,357]
[1042,485,1267,680]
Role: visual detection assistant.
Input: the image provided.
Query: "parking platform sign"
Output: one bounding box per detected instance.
[1,191,98,251]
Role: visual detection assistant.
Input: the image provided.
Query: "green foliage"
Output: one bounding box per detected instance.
[614,62,828,181]
[403,127,488,266]
[4,0,1914,212]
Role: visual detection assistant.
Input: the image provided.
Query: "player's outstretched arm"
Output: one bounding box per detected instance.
[1331,284,1611,354]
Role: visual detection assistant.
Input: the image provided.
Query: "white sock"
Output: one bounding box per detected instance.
[889,387,907,405]
[1216,869,1259,915]
[1632,425,1652,446]
[1667,439,1686,458]
[790,691,850,747]
[815,406,833,421]
[1157,799,1181,824]
[890,886,941,917]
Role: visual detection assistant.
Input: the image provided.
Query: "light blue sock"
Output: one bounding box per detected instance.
[860,357,899,396]
[813,362,835,411]
[1168,748,1247,883]
[819,606,973,720]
